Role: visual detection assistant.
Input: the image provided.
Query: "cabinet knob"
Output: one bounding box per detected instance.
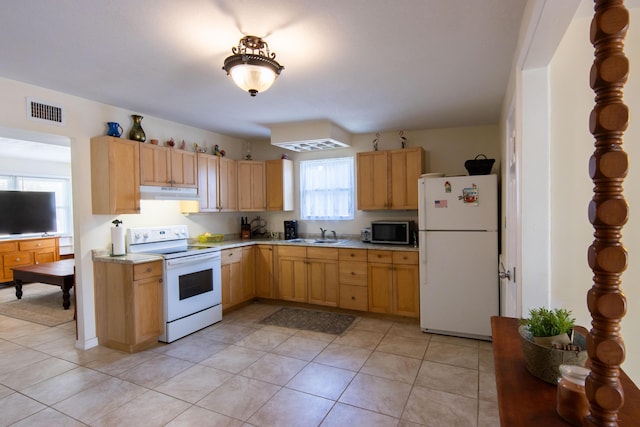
[16,258,20,261]
[351,272,355,275]
[146,267,152,273]
[37,243,41,247]
[351,296,356,300]
[350,253,355,257]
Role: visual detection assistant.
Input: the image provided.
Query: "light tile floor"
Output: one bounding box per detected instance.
[0,302,499,426]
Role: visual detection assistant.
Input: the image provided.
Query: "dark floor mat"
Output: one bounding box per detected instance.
[259,307,356,335]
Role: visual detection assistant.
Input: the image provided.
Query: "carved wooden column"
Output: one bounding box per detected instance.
[586,0,629,425]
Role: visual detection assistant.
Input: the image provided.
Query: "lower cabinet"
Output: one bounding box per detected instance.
[277,246,308,303]
[93,260,163,352]
[0,237,60,283]
[221,246,256,311]
[338,248,368,311]
[368,250,419,318]
[255,244,275,298]
[307,247,339,307]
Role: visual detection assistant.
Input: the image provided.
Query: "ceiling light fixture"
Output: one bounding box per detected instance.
[222,35,284,97]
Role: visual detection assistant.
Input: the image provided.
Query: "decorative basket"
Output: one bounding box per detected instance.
[464,154,495,175]
[198,234,224,243]
[519,325,588,384]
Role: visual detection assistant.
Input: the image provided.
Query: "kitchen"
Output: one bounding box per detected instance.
[1,1,640,424]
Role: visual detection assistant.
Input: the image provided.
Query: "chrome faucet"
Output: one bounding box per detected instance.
[320,227,327,239]
[331,230,337,241]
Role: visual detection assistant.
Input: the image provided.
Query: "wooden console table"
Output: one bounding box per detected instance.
[11,259,75,310]
[491,316,640,426]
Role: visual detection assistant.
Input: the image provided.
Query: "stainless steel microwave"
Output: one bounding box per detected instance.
[371,221,414,245]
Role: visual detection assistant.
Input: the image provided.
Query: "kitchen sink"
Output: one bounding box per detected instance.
[286,238,348,245]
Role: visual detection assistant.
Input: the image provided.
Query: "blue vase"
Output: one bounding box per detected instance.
[106,122,123,137]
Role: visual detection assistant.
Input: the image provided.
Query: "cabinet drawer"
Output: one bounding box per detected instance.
[339,285,368,311]
[368,250,392,264]
[0,242,18,253]
[339,261,367,286]
[393,251,419,265]
[221,249,242,264]
[277,246,307,258]
[4,251,34,267]
[307,247,338,260]
[133,261,163,280]
[20,239,56,251]
[339,248,367,262]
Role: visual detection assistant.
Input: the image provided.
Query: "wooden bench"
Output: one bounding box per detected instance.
[11,259,75,310]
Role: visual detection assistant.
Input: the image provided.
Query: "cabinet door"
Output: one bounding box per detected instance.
[197,154,219,212]
[140,143,171,186]
[278,256,307,302]
[238,161,266,211]
[266,159,294,211]
[389,147,423,209]
[91,136,140,214]
[34,249,57,264]
[171,149,198,187]
[221,249,242,309]
[241,246,256,301]
[255,245,274,298]
[308,258,339,307]
[368,262,393,314]
[357,151,389,210]
[393,264,420,318]
[132,275,163,344]
[219,157,237,212]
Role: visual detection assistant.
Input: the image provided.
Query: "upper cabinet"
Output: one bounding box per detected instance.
[91,136,141,214]
[357,147,424,210]
[266,159,294,211]
[196,153,220,213]
[218,157,238,212]
[140,143,197,188]
[238,160,266,212]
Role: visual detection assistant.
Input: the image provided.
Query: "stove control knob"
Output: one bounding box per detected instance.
[143,232,149,240]
[134,232,141,241]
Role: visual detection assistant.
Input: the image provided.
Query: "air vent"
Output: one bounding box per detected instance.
[26,97,64,126]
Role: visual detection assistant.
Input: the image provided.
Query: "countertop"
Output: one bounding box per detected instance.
[93,238,419,264]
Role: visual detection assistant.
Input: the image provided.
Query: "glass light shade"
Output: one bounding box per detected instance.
[229,64,277,95]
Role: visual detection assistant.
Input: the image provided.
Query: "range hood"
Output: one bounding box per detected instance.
[270,120,351,152]
[139,185,198,200]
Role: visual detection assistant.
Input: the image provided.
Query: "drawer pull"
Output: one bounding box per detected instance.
[351,272,355,275]
[16,258,20,261]
[146,267,152,273]
[351,296,356,300]
[37,243,41,247]
[350,253,355,257]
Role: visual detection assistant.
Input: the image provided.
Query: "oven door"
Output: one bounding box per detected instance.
[164,252,221,322]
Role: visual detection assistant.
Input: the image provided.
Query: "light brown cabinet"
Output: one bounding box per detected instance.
[221,246,255,311]
[90,136,140,214]
[140,143,197,188]
[307,247,339,307]
[367,250,419,318]
[238,160,266,211]
[0,237,60,282]
[266,159,294,211]
[357,147,424,210]
[276,246,339,307]
[338,248,368,311]
[93,260,163,352]
[219,157,238,212]
[196,153,220,212]
[276,246,308,303]
[255,244,274,298]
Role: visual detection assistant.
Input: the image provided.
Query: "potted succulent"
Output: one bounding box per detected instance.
[522,307,576,347]
[519,307,587,384]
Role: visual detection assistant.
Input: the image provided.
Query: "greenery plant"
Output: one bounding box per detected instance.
[521,307,575,337]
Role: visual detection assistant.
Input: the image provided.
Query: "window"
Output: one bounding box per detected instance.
[300,157,354,220]
[0,175,72,234]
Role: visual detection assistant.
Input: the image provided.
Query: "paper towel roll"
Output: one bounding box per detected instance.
[111,226,126,256]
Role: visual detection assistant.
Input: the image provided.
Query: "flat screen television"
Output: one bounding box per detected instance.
[0,191,57,235]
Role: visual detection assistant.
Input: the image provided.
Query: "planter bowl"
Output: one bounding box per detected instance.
[519,325,588,384]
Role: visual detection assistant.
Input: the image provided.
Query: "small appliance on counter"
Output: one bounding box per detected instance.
[284,220,298,240]
[361,227,371,242]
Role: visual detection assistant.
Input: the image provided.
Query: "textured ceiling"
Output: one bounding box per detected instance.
[0,0,528,140]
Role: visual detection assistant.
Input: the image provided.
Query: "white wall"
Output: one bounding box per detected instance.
[549,8,640,384]
[0,76,246,350]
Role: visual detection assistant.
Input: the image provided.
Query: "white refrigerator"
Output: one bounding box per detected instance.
[418,174,499,340]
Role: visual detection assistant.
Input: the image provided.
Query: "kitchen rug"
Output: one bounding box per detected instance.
[0,283,74,327]
[259,307,355,335]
